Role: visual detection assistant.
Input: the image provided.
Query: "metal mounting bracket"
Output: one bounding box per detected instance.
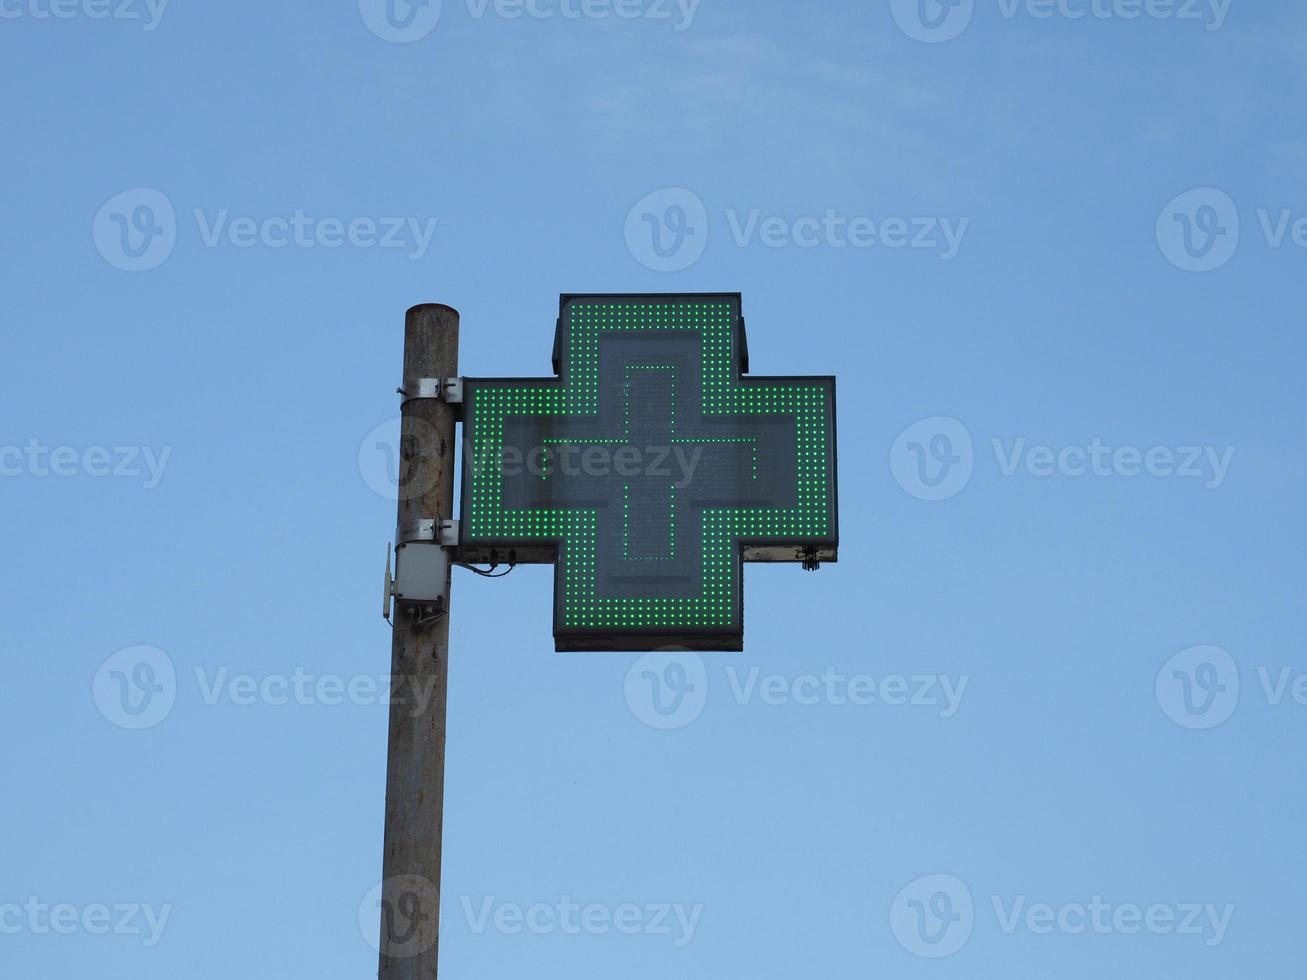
[398,377,463,405]
[397,518,460,548]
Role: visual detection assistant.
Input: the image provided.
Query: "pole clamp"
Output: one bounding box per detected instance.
[398,377,463,405]
[396,518,460,548]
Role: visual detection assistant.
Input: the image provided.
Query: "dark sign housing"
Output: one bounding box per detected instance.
[459,293,838,651]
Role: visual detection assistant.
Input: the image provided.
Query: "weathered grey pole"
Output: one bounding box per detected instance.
[378,304,459,979]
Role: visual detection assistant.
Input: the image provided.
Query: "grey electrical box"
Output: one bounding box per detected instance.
[393,541,449,607]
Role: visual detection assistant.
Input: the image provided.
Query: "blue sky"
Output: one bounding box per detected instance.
[2,0,1305,977]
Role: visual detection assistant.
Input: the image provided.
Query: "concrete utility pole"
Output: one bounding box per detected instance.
[378,304,459,979]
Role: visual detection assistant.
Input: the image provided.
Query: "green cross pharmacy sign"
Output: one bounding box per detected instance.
[459,293,839,651]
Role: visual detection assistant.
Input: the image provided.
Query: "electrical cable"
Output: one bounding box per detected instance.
[455,562,517,579]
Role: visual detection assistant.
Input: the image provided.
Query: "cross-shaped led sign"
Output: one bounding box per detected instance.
[459,293,838,651]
